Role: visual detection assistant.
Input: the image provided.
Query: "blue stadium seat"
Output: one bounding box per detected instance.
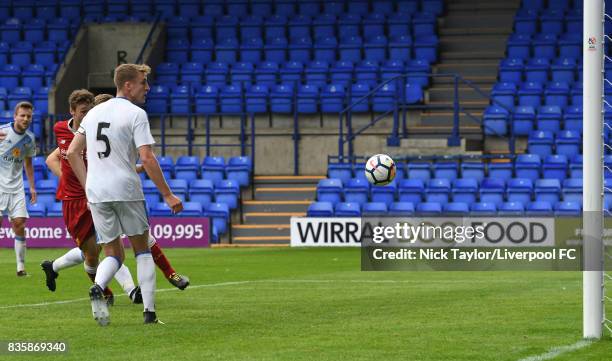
[518,81,543,108]
[564,105,582,131]
[534,178,562,204]
[227,0,248,16]
[349,82,371,112]
[451,178,478,204]
[470,202,497,216]
[330,60,354,86]
[544,81,570,108]
[513,105,536,135]
[355,60,379,86]
[36,179,58,205]
[551,58,576,83]
[47,18,71,43]
[201,156,226,182]
[215,37,239,64]
[33,41,56,67]
[145,85,169,114]
[226,156,252,187]
[23,19,45,43]
[558,33,581,59]
[371,181,397,206]
[204,203,230,238]
[398,179,424,203]
[264,36,288,63]
[499,57,524,84]
[479,178,505,205]
[338,36,362,63]
[279,60,302,83]
[347,0,368,15]
[414,35,438,62]
[313,36,337,63]
[175,156,199,182]
[532,33,557,60]
[156,62,179,85]
[22,64,45,90]
[255,61,279,85]
[264,15,288,39]
[364,35,387,62]
[252,0,272,16]
[388,13,412,38]
[276,0,297,16]
[565,10,582,34]
[527,130,554,157]
[324,1,345,15]
[270,83,293,113]
[307,201,334,217]
[422,0,444,16]
[328,163,353,184]
[194,85,218,113]
[416,202,442,216]
[241,15,264,39]
[288,36,312,63]
[491,82,517,110]
[177,0,199,17]
[554,201,581,217]
[362,13,385,37]
[245,84,269,113]
[180,62,204,85]
[514,8,538,35]
[506,178,533,204]
[536,105,562,132]
[168,179,188,199]
[515,154,542,180]
[540,8,564,35]
[156,156,174,179]
[372,83,396,113]
[297,84,319,113]
[338,13,360,38]
[240,37,263,64]
[344,178,370,204]
[525,58,550,83]
[372,1,394,15]
[483,105,509,136]
[191,16,214,40]
[27,202,46,217]
[507,34,531,59]
[0,64,20,89]
[433,161,458,181]
[542,154,568,181]
[313,13,336,38]
[230,62,254,87]
[380,60,404,84]
[498,201,525,216]
[388,202,415,216]
[170,85,191,114]
[406,59,431,87]
[216,15,239,41]
[167,16,190,40]
[405,83,424,104]
[526,201,553,216]
[1,19,21,44]
[407,162,431,181]
[8,87,32,109]
[562,178,582,203]
[191,37,214,63]
[555,130,581,158]
[425,178,451,205]
[362,202,388,216]
[220,85,243,113]
[214,179,240,210]
[189,179,214,209]
[569,154,582,179]
[335,202,361,217]
[47,202,63,217]
[180,202,203,217]
[320,84,345,113]
[389,35,412,63]
[317,178,343,204]
[444,202,469,216]
[413,12,436,36]
[32,156,47,180]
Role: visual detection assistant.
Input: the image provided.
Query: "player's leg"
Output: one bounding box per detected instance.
[148,236,190,290]
[40,246,84,291]
[88,202,126,326]
[120,201,158,324]
[10,217,27,276]
[8,191,29,276]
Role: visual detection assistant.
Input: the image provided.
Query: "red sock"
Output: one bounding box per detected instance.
[150,243,175,278]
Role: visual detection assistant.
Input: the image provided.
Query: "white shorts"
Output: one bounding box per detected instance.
[89,201,149,244]
[0,192,28,219]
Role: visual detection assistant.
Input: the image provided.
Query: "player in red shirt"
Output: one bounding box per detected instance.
[41,90,189,301]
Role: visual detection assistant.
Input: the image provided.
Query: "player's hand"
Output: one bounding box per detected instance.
[164,194,183,214]
[29,190,37,204]
[0,130,6,141]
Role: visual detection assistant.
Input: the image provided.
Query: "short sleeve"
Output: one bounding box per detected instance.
[133,109,155,148]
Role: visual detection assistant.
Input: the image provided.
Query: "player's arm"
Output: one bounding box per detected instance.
[45,147,62,178]
[138,145,183,214]
[24,157,36,204]
[67,133,87,189]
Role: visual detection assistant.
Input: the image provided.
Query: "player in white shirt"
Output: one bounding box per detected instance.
[67,64,183,326]
[0,102,37,277]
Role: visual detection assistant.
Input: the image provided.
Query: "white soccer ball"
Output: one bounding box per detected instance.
[364,154,396,186]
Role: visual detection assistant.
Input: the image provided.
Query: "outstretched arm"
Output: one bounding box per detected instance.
[45,147,62,178]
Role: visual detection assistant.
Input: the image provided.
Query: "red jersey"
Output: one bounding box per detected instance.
[54,119,87,200]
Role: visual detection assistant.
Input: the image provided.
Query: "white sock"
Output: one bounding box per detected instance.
[52,247,84,273]
[84,262,97,277]
[94,257,121,290]
[113,264,136,296]
[136,252,156,312]
[14,236,26,272]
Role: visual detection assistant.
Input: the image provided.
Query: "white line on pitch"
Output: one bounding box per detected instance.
[517,340,593,361]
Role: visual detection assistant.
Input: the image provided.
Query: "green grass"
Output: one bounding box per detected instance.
[0,247,610,361]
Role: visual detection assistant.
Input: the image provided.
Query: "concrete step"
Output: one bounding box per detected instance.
[441,14,516,29]
[253,186,316,201]
[231,224,290,238]
[432,75,497,86]
[253,175,325,185]
[439,27,513,36]
[242,212,306,224]
[434,62,499,77]
[446,1,520,12]
[232,237,291,244]
[426,100,489,111]
[242,200,312,213]
[440,50,506,60]
[439,35,509,52]
[419,111,484,127]
[428,86,492,102]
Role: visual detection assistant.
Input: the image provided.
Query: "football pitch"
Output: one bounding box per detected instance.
[0,247,611,361]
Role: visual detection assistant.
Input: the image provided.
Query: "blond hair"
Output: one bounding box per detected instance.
[14,101,33,115]
[114,63,151,89]
[94,93,114,105]
[68,89,94,110]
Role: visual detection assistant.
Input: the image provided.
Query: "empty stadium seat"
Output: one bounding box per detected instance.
[307,201,334,217]
[344,178,370,204]
[175,156,199,182]
[335,202,361,217]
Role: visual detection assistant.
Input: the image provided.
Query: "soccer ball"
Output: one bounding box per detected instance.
[364,154,396,186]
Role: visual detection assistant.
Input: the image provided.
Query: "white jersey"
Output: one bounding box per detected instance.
[78,97,155,203]
[0,123,36,194]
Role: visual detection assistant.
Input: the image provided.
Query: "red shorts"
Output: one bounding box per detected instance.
[62,198,95,248]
